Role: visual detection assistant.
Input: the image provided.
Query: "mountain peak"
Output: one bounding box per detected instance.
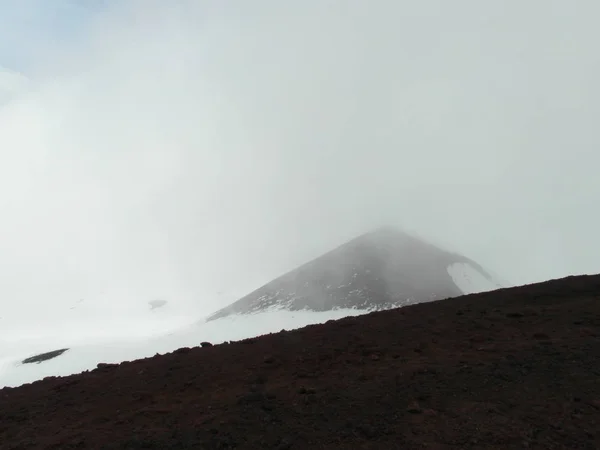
[206,227,502,321]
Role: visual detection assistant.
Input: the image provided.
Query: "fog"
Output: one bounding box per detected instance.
[1,1,599,324]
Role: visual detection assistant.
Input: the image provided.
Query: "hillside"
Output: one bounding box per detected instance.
[1,227,504,389]
[206,227,502,321]
[0,274,598,449]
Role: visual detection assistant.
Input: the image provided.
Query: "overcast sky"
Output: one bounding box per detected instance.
[0,1,599,320]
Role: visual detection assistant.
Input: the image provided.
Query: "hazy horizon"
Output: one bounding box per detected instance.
[1,1,599,323]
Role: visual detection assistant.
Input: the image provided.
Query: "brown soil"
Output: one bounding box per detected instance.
[1,274,599,449]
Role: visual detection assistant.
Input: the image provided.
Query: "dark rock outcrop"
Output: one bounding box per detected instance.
[21,348,69,364]
[206,227,498,321]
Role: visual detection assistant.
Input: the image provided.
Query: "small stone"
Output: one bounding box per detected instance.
[200,341,213,347]
[407,401,422,414]
[174,347,191,354]
[277,439,292,450]
[298,386,316,395]
[96,363,117,370]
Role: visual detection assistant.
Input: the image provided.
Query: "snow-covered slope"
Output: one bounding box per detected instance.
[0,308,369,389]
[0,296,199,346]
[0,227,504,389]
[447,262,503,294]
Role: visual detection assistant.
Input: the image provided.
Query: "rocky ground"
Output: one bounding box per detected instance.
[1,274,599,449]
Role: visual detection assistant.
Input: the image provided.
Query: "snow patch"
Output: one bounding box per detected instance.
[0,307,373,389]
[447,262,502,295]
[0,260,506,389]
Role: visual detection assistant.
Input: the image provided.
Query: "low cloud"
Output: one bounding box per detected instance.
[0,1,599,320]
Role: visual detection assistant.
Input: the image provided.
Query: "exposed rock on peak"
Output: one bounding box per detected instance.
[206,227,501,321]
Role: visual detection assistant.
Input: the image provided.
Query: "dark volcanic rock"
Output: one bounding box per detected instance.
[21,348,69,364]
[206,227,499,321]
[1,274,599,449]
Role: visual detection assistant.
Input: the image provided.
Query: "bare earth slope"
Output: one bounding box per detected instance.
[1,274,599,449]
[206,227,498,320]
